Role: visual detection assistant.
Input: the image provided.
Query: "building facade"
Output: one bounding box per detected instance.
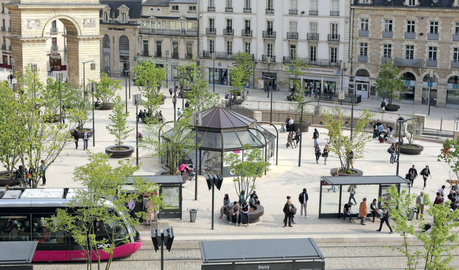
[199,0,351,93]
[351,0,459,107]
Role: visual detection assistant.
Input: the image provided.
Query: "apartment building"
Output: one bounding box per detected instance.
[351,0,459,107]
[199,0,350,93]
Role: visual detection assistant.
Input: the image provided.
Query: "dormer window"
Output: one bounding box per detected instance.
[121,12,126,23]
[104,11,108,22]
[171,5,179,12]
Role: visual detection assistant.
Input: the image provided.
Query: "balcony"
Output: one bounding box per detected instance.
[139,28,198,37]
[287,32,299,40]
[307,33,319,41]
[266,8,274,14]
[1,26,4,32]
[330,11,340,16]
[358,55,368,62]
[51,45,59,51]
[262,55,276,62]
[359,30,369,37]
[426,59,437,67]
[452,61,459,68]
[405,32,415,39]
[225,7,233,12]
[309,10,318,15]
[328,34,340,42]
[1,44,5,50]
[207,6,215,12]
[428,33,439,40]
[155,52,162,57]
[141,51,149,57]
[202,50,252,60]
[381,57,392,64]
[241,29,253,37]
[223,28,234,36]
[289,9,298,15]
[206,28,216,35]
[382,31,393,38]
[243,8,252,13]
[185,53,193,59]
[283,56,340,67]
[262,30,276,38]
[453,34,459,41]
[50,27,58,34]
[172,52,179,59]
[394,57,422,68]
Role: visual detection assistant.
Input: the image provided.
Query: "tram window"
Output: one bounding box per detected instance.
[0,215,30,241]
[95,219,128,243]
[32,215,65,244]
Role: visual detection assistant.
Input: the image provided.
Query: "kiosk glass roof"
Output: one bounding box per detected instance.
[322,175,410,185]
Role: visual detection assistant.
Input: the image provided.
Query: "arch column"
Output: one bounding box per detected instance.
[66,35,100,86]
[10,37,48,82]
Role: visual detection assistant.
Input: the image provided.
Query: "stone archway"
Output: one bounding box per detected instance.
[6,0,103,85]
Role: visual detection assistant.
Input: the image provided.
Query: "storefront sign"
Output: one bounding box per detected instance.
[355,76,370,82]
[403,80,416,86]
[447,83,458,89]
[422,82,438,88]
[301,68,338,75]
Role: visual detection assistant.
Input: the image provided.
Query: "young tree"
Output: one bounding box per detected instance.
[229,65,245,97]
[41,77,73,119]
[233,51,254,86]
[284,55,308,107]
[322,106,373,172]
[45,152,164,270]
[106,95,134,149]
[224,145,270,204]
[438,137,459,181]
[375,61,404,105]
[92,72,121,105]
[65,83,93,129]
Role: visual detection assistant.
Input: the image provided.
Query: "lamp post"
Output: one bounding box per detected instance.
[56,73,63,123]
[205,174,223,230]
[134,94,142,165]
[396,117,417,176]
[212,52,216,93]
[340,61,344,106]
[151,227,174,270]
[166,50,169,89]
[195,112,201,201]
[173,84,177,122]
[128,70,131,99]
[267,57,271,98]
[11,57,15,92]
[125,70,128,113]
[252,58,256,88]
[428,71,434,116]
[31,64,37,101]
[298,100,315,167]
[91,82,96,147]
[350,77,355,141]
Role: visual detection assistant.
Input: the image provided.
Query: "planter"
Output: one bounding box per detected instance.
[292,122,311,132]
[385,104,400,112]
[400,143,424,155]
[98,103,113,110]
[234,100,243,105]
[70,128,93,139]
[105,145,134,158]
[330,168,363,177]
[44,114,60,123]
[0,171,21,187]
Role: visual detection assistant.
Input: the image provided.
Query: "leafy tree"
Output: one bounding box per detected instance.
[41,77,73,118]
[92,72,121,105]
[224,145,270,204]
[322,106,373,172]
[375,61,404,105]
[229,65,245,96]
[233,52,254,86]
[45,152,164,270]
[438,137,459,181]
[65,83,93,129]
[283,55,308,108]
[106,95,134,149]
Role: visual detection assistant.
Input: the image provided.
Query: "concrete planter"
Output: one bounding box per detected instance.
[0,171,21,187]
[385,104,400,111]
[105,145,134,158]
[400,143,424,155]
[98,103,113,110]
[330,168,363,177]
[292,122,311,132]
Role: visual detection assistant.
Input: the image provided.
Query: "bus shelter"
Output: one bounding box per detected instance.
[319,175,410,218]
[200,238,325,270]
[0,241,37,269]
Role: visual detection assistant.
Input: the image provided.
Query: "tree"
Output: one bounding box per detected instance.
[92,72,121,105]
[322,106,373,172]
[41,77,73,118]
[65,83,93,129]
[45,152,164,270]
[283,55,308,108]
[106,95,133,149]
[233,52,254,86]
[375,61,405,105]
[438,137,459,181]
[224,145,270,204]
[229,65,245,97]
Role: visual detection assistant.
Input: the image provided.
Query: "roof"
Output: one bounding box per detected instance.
[199,107,256,130]
[143,0,170,6]
[354,0,455,8]
[200,238,324,263]
[0,242,37,265]
[322,175,410,185]
[100,0,143,19]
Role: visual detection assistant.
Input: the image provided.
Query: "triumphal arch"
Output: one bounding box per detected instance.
[6,0,103,85]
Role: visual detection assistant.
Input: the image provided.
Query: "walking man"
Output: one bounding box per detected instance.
[40,160,46,186]
[380,98,387,113]
[83,129,89,150]
[298,188,309,218]
[359,198,368,225]
[73,128,79,149]
[348,185,357,205]
[416,192,425,220]
[408,165,418,187]
[377,204,393,233]
[313,128,319,147]
[420,165,432,189]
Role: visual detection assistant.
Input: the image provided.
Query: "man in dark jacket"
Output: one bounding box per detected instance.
[408,165,418,187]
[72,128,79,149]
[283,196,295,227]
[376,204,393,233]
[298,188,309,219]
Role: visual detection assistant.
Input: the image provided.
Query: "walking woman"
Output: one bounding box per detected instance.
[314,144,321,164]
[370,198,378,223]
[287,132,294,148]
[323,144,329,165]
[420,165,432,189]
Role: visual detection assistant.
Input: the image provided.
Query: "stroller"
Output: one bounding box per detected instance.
[280,123,286,133]
[379,132,387,143]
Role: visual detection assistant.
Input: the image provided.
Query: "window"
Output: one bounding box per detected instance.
[330,23,338,35]
[244,42,251,54]
[171,5,179,11]
[331,0,339,12]
[330,47,338,63]
[244,0,251,8]
[428,46,437,60]
[245,20,251,30]
[430,21,438,34]
[226,0,233,8]
[156,41,162,56]
[226,19,232,29]
[407,0,416,6]
[359,43,368,56]
[52,37,57,47]
[455,22,459,35]
[226,40,233,55]
[406,20,415,33]
[0,214,30,241]
[290,44,297,58]
[104,12,108,21]
[360,18,368,31]
[453,47,459,62]
[267,0,273,9]
[383,44,392,58]
[208,0,214,7]
[290,0,298,9]
[170,21,176,30]
[405,45,414,59]
[32,215,65,244]
[186,42,192,55]
[188,5,196,12]
[209,18,215,29]
[267,21,273,31]
[266,43,273,57]
[290,21,297,32]
[311,0,318,11]
[310,22,318,33]
[310,46,317,61]
[209,40,215,53]
[121,12,126,23]
[384,19,393,32]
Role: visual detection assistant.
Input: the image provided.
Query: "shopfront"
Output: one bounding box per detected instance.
[209,68,229,85]
[300,67,340,97]
[355,69,370,99]
[447,76,459,107]
[400,72,416,103]
[422,74,437,106]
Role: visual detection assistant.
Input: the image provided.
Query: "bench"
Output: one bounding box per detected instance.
[224,204,264,224]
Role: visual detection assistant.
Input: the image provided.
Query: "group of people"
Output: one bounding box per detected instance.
[286,129,301,148]
[219,190,260,227]
[405,165,432,189]
[282,188,310,227]
[373,119,394,143]
[13,160,47,187]
[285,116,295,132]
[137,110,163,123]
[72,128,91,151]
[343,197,393,233]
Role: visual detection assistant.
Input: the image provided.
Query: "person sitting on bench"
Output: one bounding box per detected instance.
[249,191,260,207]
[239,201,250,227]
[230,201,240,225]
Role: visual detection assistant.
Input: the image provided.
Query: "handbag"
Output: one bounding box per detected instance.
[321,152,326,157]
[405,173,411,180]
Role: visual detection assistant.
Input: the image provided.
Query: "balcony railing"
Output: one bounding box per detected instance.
[359,30,369,37]
[262,30,276,38]
[1,44,5,50]
[428,33,439,40]
[139,28,198,37]
[426,59,437,67]
[382,31,393,38]
[206,28,216,35]
[1,26,5,32]
[185,53,193,59]
[309,10,318,15]
[328,34,340,42]
[243,8,252,13]
[453,34,459,41]
[155,52,162,57]
[405,32,415,39]
[202,51,255,60]
[381,57,392,64]
[394,57,422,68]
[223,28,234,36]
[225,7,233,12]
[207,6,215,12]
[266,8,274,14]
[452,61,459,68]
[51,45,59,51]
[141,51,149,57]
[7,27,10,32]
[307,33,319,41]
[262,55,276,62]
[50,27,58,34]
[330,11,340,16]
[287,32,299,40]
[358,55,368,62]
[282,56,340,67]
[241,29,253,37]
[289,9,298,15]
[7,45,10,51]
[172,52,179,59]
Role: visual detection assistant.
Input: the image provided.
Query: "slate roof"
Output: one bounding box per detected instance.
[199,107,256,130]
[100,0,143,19]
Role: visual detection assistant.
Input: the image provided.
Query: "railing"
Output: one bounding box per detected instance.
[139,28,198,37]
[241,29,253,37]
[262,55,276,62]
[307,33,319,40]
[405,32,416,39]
[428,33,439,40]
[206,28,216,35]
[394,57,422,68]
[225,7,233,12]
[426,59,437,67]
[1,44,5,50]
[282,56,340,67]
[382,31,393,38]
[262,30,276,38]
[358,55,368,62]
[155,52,162,57]
[359,30,369,37]
[202,51,235,60]
[50,27,58,34]
[172,52,179,59]
[266,8,274,14]
[243,8,252,13]
[309,10,318,15]
[451,61,459,68]
[381,57,392,64]
[207,6,215,12]
[223,28,234,36]
[287,32,299,40]
[1,26,5,32]
[453,34,459,41]
[185,53,193,59]
[327,34,340,42]
[51,45,59,51]
[289,9,298,15]
[330,11,340,16]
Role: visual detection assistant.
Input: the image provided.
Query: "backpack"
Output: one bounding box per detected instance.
[291,205,297,214]
[387,147,393,154]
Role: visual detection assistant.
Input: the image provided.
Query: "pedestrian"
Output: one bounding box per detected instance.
[40,160,46,186]
[433,192,444,205]
[239,201,250,227]
[347,150,354,169]
[285,115,291,132]
[290,131,297,148]
[416,192,425,220]
[298,188,309,219]
[314,144,321,164]
[283,196,295,228]
[376,204,393,233]
[61,109,66,124]
[72,128,79,149]
[380,98,386,113]
[370,198,378,223]
[169,88,173,98]
[295,128,301,146]
[177,108,182,117]
[230,201,240,226]
[438,185,446,198]
[287,131,294,148]
[144,197,155,226]
[388,143,395,164]
[83,129,89,150]
[322,144,329,165]
[386,124,393,137]
[407,165,418,187]
[359,198,368,225]
[219,194,231,219]
[420,165,432,189]
[343,202,352,222]
[312,128,319,147]
[348,185,357,205]
[288,117,294,132]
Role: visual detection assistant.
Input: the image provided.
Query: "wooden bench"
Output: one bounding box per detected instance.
[223,204,264,224]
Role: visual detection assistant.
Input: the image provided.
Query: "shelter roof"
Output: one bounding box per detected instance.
[322,175,410,185]
[199,107,256,130]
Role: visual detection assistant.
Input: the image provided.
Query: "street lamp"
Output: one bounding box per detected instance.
[124,70,129,113]
[134,94,142,165]
[428,71,435,116]
[340,61,345,105]
[205,174,223,230]
[31,64,37,101]
[396,117,417,176]
[212,52,216,93]
[56,73,63,124]
[350,78,356,141]
[194,112,201,201]
[151,227,174,270]
[11,57,15,92]
[298,100,315,167]
[91,82,96,147]
[166,50,169,89]
[267,57,271,98]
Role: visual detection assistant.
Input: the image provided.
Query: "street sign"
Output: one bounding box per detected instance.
[134,94,141,106]
[12,79,17,84]
[338,90,345,100]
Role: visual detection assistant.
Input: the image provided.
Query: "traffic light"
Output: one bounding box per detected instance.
[214,174,223,190]
[150,228,161,252]
[163,227,174,252]
[204,174,213,190]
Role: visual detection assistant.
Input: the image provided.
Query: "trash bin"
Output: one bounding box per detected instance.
[189,209,197,223]
[408,209,416,221]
